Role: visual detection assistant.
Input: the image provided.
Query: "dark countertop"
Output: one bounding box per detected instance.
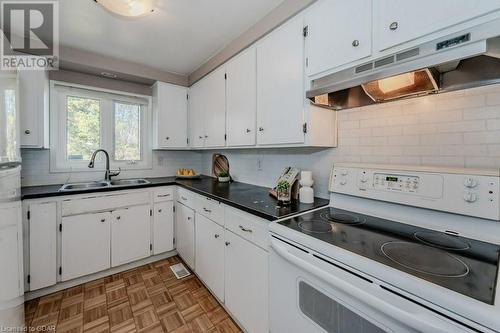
[21,176,329,221]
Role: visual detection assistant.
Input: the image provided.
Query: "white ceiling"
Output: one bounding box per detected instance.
[58,0,285,75]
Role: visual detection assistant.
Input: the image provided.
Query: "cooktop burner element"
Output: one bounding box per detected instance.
[381,241,470,277]
[277,206,500,304]
[320,208,365,225]
[298,220,333,233]
[414,231,471,250]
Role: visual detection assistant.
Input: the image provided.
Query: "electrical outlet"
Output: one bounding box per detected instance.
[257,158,263,171]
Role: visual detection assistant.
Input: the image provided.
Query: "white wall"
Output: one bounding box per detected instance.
[201,84,500,199]
[21,150,203,186]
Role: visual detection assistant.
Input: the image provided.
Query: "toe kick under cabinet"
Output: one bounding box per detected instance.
[23,186,175,292]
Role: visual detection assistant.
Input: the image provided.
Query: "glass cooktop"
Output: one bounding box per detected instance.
[278,207,500,304]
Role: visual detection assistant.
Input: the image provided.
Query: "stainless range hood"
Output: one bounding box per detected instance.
[308,30,500,110]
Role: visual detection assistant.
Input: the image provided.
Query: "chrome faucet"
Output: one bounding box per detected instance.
[88,149,120,181]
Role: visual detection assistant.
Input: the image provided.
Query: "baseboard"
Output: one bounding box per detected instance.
[25,251,177,301]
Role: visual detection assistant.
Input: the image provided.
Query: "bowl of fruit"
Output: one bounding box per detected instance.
[175,169,200,179]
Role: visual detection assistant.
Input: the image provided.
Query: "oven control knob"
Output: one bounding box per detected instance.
[463,177,477,188]
[463,192,477,203]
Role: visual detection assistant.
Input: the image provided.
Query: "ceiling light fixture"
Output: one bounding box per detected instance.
[94,0,157,18]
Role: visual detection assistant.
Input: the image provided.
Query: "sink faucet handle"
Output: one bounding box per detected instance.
[109,167,121,180]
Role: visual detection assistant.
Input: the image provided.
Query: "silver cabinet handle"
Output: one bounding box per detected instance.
[215,234,220,239]
[101,218,106,223]
[205,135,208,138]
[203,207,212,213]
[24,129,31,135]
[199,136,203,139]
[258,127,264,132]
[116,216,121,220]
[165,136,170,140]
[246,128,251,133]
[157,194,170,197]
[181,196,187,201]
[352,40,360,47]
[389,21,398,30]
[158,209,162,213]
[187,216,192,220]
[239,225,253,233]
[225,241,230,246]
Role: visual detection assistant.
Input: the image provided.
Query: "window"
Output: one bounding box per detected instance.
[50,82,151,172]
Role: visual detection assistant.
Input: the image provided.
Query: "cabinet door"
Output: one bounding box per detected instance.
[0,202,23,302]
[204,66,226,148]
[111,205,151,267]
[154,82,188,148]
[226,47,257,146]
[18,70,49,148]
[188,80,206,148]
[29,202,57,291]
[175,203,195,269]
[225,230,268,333]
[195,214,224,301]
[153,201,174,254]
[377,0,500,50]
[305,0,372,76]
[257,15,305,145]
[61,212,111,281]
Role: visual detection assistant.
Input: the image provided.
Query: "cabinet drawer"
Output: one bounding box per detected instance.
[154,187,174,202]
[62,191,150,216]
[196,196,224,226]
[176,187,195,208]
[225,207,268,250]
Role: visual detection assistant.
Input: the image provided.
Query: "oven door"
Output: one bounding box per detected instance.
[269,235,473,333]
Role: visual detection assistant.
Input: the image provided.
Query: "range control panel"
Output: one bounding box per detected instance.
[330,163,500,221]
[373,174,420,193]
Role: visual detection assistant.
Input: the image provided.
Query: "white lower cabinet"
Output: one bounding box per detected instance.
[195,213,225,301]
[61,212,111,281]
[28,202,57,290]
[111,205,151,267]
[176,203,195,269]
[153,201,174,254]
[224,230,268,333]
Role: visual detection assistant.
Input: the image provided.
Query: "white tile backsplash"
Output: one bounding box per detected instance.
[21,150,203,186]
[200,84,500,199]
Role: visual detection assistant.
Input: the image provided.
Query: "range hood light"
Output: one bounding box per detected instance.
[94,0,157,18]
[378,72,415,93]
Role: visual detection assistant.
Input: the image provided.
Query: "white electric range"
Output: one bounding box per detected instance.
[269,163,500,333]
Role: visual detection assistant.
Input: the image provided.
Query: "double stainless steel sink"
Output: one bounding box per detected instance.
[59,179,150,192]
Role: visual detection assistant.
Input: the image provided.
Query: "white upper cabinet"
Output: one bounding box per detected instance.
[376,0,500,51]
[153,82,188,149]
[188,79,206,148]
[18,70,49,148]
[226,46,257,147]
[305,0,372,77]
[203,66,226,147]
[257,14,306,146]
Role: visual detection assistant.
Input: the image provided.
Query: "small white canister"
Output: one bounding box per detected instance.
[299,171,314,203]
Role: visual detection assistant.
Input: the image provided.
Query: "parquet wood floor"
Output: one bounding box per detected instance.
[25,256,242,333]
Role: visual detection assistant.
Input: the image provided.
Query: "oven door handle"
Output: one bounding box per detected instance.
[271,238,455,333]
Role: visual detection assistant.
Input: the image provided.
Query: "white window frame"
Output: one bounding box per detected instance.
[50,81,152,173]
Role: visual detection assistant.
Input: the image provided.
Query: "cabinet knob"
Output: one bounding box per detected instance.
[24,129,31,135]
[158,209,162,213]
[101,219,106,223]
[389,21,399,30]
[181,196,187,201]
[187,216,191,220]
[258,127,264,132]
[116,216,121,220]
[246,128,251,133]
[352,40,360,47]
[214,234,220,239]
[165,137,170,140]
[199,136,203,139]
[204,135,208,138]
[225,241,230,246]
